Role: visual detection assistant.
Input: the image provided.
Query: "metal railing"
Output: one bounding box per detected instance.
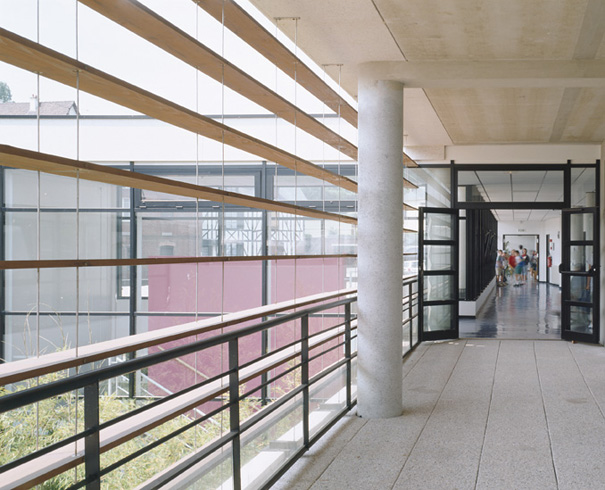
[0,278,418,489]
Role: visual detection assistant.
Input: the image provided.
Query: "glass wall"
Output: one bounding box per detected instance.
[0,1,364,487]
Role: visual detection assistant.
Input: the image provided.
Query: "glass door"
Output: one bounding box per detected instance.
[561,208,600,343]
[419,207,459,341]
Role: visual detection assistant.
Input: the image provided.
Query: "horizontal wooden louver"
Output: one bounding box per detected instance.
[0,28,357,193]
[195,0,419,169]
[0,144,357,225]
[195,0,358,128]
[78,0,358,161]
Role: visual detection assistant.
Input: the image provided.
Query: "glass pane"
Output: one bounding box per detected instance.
[408,167,451,207]
[569,305,593,334]
[568,274,593,304]
[457,170,564,203]
[424,213,454,240]
[183,443,234,490]
[223,211,263,256]
[308,366,347,439]
[411,281,419,345]
[402,322,410,352]
[570,213,594,241]
[404,255,418,276]
[423,245,454,271]
[570,245,593,273]
[239,395,304,489]
[423,304,452,332]
[139,213,197,258]
[571,167,596,208]
[424,275,455,301]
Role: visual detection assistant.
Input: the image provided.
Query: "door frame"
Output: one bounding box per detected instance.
[419,207,460,341]
[545,233,551,284]
[561,207,600,343]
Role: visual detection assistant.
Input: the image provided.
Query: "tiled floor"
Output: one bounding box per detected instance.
[273,339,605,489]
[460,280,561,339]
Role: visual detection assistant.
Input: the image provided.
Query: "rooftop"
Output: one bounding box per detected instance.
[0,100,78,116]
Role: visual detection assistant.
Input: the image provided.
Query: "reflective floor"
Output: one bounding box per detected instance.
[459,280,561,339]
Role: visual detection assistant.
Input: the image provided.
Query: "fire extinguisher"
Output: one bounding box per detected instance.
[547,256,552,267]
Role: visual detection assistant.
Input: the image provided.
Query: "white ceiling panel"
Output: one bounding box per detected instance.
[513,191,539,201]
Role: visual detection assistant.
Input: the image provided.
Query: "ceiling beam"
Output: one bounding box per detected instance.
[0,28,357,193]
[360,60,605,88]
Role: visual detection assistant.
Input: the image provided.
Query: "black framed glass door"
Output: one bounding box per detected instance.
[561,208,600,343]
[419,207,459,341]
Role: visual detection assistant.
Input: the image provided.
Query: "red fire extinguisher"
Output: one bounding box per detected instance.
[547,256,552,267]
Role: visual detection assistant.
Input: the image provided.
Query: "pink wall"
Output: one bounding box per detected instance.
[147,259,347,401]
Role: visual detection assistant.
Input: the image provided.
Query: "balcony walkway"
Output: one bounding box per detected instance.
[274,338,605,489]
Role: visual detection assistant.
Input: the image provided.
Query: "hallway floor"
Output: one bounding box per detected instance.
[460,280,561,339]
[273,339,605,489]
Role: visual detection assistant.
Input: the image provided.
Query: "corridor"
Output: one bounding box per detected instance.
[460,282,562,339]
[274,339,605,489]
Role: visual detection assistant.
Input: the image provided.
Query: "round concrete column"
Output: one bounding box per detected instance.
[357,76,404,418]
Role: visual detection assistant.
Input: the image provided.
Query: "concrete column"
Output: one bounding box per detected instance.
[357,73,404,418]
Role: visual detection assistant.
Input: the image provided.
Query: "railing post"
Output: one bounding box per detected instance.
[344,303,352,409]
[229,339,242,490]
[409,283,413,347]
[301,314,309,447]
[84,382,101,490]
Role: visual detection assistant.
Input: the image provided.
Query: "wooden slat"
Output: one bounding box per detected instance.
[195,0,419,169]
[0,29,357,193]
[78,0,358,161]
[403,152,419,168]
[0,253,357,271]
[403,177,418,189]
[0,287,356,386]
[0,144,357,225]
[195,0,358,128]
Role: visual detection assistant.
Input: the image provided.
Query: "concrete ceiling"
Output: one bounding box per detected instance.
[250,0,605,148]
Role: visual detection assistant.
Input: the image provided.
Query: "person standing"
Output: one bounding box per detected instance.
[495,250,506,286]
[509,250,519,286]
[514,250,525,286]
[521,248,529,283]
[529,250,538,280]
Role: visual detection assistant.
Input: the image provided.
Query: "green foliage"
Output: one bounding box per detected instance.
[0,373,231,488]
[0,374,278,488]
[1,313,302,488]
[0,82,11,103]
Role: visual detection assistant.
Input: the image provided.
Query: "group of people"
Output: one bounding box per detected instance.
[495,247,538,287]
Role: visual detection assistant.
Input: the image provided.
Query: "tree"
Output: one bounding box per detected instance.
[0,81,12,103]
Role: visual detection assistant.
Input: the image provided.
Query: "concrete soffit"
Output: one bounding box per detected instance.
[359,60,605,89]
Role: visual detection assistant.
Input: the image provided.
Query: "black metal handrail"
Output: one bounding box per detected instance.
[1,277,419,489]
[0,296,355,414]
